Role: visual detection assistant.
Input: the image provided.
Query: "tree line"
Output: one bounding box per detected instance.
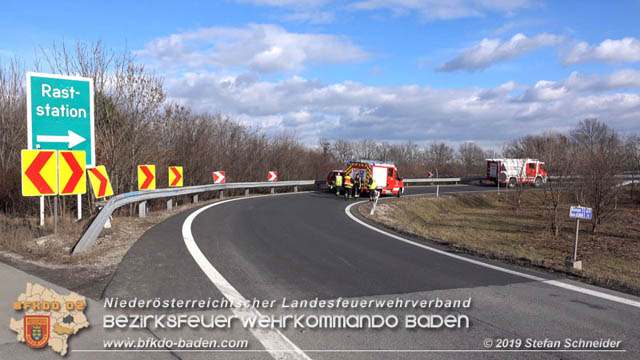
[504,119,640,233]
[1,42,639,227]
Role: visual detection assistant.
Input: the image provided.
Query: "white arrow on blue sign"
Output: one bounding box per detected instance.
[570,206,592,220]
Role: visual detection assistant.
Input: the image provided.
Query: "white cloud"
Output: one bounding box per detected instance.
[564,37,640,64]
[437,33,562,72]
[236,0,335,23]
[165,69,640,146]
[518,69,640,101]
[237,0,329,7]
[282,11,335,24]
[347,0,534,20]
[137,24,369,74]
[235,0,535,22]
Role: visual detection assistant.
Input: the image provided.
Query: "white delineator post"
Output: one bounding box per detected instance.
[53,196,58,235]
[370,189,380,215]
[435,168,439,198]
[77,193,82,221]
[40,196,45,226]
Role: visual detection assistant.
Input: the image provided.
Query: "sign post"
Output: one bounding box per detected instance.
[77,193,82,221]
[27,72,95,167]
[567,205,592,270]
[39,196,44,226]
[435,168,439,198]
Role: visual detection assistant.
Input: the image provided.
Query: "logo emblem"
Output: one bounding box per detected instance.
[24,315,50,348]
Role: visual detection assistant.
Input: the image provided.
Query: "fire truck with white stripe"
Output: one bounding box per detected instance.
[486,158,547,188]
[345,160,405,197]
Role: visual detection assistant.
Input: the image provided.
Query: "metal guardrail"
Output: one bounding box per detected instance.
[72,180,321,254]
[403,176,485,184]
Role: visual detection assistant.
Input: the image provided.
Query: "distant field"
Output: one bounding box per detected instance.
[359,190,640,295]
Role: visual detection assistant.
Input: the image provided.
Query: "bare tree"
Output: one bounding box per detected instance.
[503,134,547,158]
[624,135,640,202]
[353,139,378,160]
[332,139,354,163]
[540,133,574,236]
[424,142,455,174]
[0,59,27,213]
[570,119,624,233]
[457,142,488,176]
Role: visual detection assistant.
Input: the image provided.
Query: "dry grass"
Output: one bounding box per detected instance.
[0,195,232,298]
[360,191,640,295]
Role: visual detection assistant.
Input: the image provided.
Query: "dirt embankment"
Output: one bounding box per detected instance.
[359,191,640,295]
[0,196,225,299]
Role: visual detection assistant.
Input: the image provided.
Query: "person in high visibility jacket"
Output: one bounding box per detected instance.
[368,176,377,201]
[335,173,343,196]
[343,174,353,200]
[354,175,361,198]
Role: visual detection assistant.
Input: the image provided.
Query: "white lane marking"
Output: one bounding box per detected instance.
[344,200,640,309]
[183,194,312,360]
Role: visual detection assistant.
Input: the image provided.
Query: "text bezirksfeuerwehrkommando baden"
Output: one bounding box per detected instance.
[104,313,470,330]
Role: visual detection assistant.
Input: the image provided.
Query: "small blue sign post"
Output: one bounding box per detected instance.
[568,205,592,269]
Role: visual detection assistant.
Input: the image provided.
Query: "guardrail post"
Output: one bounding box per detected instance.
[245,189,249,196]
[193,194,198,203]
[167,198,172,211]
[139,201,147,218]
[294,186,298,192]
[271,188,275,194]
[219,190,224,199]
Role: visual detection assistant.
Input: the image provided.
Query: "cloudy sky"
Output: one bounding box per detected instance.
[3,0,640,148]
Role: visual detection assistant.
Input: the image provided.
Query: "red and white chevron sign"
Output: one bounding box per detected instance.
[213,171,226,184]
[268,171,278,182]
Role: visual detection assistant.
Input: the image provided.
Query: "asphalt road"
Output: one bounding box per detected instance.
[104,184,640,359]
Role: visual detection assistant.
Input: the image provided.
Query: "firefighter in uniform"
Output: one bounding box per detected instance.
[368,176,377,201]
[343,174,353,200]
[354,175,361,198]
[335,173,343,196]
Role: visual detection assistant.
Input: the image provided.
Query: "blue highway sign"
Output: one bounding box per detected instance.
[569,206,592,220]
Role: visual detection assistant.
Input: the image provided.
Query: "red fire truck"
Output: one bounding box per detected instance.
[345,160,405,197]
[486,158,547,187]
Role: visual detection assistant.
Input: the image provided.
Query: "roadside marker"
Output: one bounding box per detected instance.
[213,171,226,184]
[87,166,113,198]
[138,165,156,190]
[58,150,86,195]
[21,149,58,196]
[169,166,183,187]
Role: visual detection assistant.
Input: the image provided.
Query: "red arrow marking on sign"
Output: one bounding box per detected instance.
[170,167,182,186]
[141,166,154,189]
[61,152,83,193]
[25,152,54,194]
[89,168,108,197]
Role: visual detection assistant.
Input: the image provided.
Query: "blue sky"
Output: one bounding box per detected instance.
[2,0,640,149]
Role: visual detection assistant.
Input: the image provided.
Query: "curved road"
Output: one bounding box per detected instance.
[105,185,640,359]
